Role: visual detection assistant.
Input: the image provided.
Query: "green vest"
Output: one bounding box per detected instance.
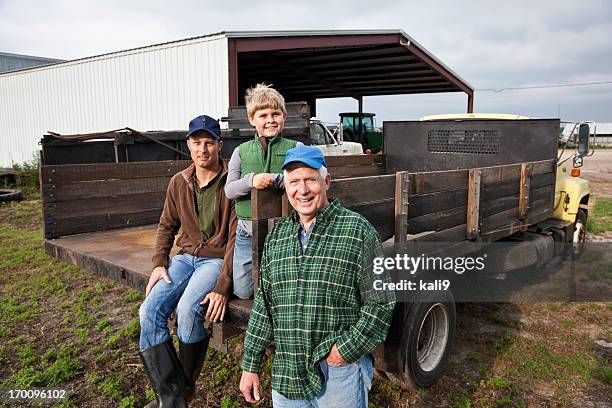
[235,135,297,219]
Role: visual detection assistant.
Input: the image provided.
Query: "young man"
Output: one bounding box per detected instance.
[239,144,395,407]
[139,115,237,407]
[224,84,297,299]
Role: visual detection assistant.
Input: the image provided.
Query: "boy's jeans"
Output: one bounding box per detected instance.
[271,355,373,408]
[139,253,223,351]
[232,225,253,299]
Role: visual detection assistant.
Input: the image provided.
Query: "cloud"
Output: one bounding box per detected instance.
[0,0,611,122]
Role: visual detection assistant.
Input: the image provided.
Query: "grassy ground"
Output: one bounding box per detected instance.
[588,197,612,234]
[0,199,610,407]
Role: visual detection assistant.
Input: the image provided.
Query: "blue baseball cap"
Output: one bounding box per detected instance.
[282,143,326,170]
[186,115,221,139]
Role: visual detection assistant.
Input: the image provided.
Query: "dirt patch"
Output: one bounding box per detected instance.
[579,149,612,198]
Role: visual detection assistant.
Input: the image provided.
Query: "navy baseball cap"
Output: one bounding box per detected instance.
[186,115,221,139]
[282,143,326,170]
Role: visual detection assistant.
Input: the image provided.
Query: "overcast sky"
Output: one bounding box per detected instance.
[2,0,611,123]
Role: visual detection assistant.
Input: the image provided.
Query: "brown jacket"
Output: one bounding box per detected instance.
[152,160,237,297]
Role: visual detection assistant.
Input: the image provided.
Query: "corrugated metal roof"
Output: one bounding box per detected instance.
[0,30,472,91]
[225,30,472,90]
[0,52,64,73]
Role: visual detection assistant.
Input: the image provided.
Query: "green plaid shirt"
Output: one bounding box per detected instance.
[241,200,395,400]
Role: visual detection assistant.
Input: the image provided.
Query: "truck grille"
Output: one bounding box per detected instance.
[427,129,500,154]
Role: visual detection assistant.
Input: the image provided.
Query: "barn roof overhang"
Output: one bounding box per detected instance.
[225,30,474,112]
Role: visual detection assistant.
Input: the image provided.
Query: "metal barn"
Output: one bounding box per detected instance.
[0,30,473,165]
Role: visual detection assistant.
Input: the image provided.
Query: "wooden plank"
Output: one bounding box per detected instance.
[466,169,481,240]
[251,219,268,294]
[482,184,553,218]
[42,176,171,203]
[479,159,554,185]
[410,169,468,195]
[480,197,551,234]
[41,160,190,184]
[408,223,467,242]
[45,239,150,290]
[405,171,553,219]
[251,188,284,220]
[345,200,395,242]
[43,192,166,219]
[406,160,554,196]
[408,188,467,218]
[45,209,162,239]
[281,194,290,217]
[519,163,533,219]
[480,207,553,242]
[394,171,409,243]
[329,174,395,206]
[404,184,554,235]
[329,165,384,179]
[407,206,466,234]
[406,186,553,241]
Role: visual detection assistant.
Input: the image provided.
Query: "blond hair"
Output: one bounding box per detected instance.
[245,83,287,120]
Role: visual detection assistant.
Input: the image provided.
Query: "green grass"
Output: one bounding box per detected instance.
[220,397,241,408]
[7,349,82,387]
[120,318,140,339]
[506,340,594,382]
[592,361,612,384]
[96,316,112,331]
[99,373,124,400]
[451,399,472,408]
[587,197,612,233]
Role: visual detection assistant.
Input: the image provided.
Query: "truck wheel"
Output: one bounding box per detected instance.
[0,189,23,203]
[397,290,456,389]
[572,209,587,256]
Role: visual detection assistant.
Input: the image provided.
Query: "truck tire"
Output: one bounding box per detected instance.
[392,289,456,389]
[572,209,587,257]
[0,189,23,203]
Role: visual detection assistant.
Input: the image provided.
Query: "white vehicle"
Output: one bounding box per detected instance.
[309,117,364,156]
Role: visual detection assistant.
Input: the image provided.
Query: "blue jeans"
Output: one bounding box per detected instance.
[232,225,253,299]
[271,355,373,408]
[139,253,223,351]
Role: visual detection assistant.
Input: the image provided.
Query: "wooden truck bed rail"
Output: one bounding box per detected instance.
[250,159,556,290]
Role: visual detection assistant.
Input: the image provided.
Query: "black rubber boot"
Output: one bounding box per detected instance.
[179,338,209,402]
[140,340,187,408]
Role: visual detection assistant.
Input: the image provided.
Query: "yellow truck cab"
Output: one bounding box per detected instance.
[420,113,593,247]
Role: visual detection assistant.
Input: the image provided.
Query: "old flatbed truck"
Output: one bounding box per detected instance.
[40,107,592,389]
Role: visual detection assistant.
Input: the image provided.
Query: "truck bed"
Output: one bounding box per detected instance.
[44,225,252,330]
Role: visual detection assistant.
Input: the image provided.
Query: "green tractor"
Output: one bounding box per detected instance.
[339,112,384,154]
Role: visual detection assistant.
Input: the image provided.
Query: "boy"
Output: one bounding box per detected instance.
[224,84,297,299]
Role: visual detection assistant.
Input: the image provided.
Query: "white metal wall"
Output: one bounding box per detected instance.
[0,34,229,166]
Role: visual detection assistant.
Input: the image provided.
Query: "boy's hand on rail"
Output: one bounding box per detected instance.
[252,173,274,189]
[145,266,171,296]
[201,292,228,322]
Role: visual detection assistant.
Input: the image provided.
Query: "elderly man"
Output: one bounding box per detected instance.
[239,144,395,407]
[139,115,236,407]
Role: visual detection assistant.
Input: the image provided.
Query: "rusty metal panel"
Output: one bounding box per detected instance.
[384,119,559,173]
